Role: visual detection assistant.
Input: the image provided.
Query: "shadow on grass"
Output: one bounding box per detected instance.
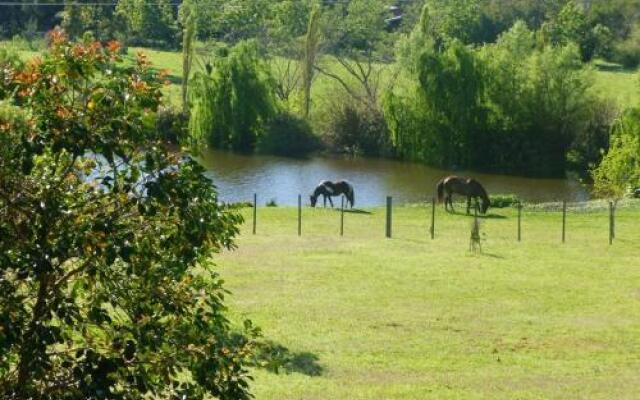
[254,341,323,377]
[447,210,507,220]
[318,207,372,215]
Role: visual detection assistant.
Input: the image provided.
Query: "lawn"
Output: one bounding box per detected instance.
[218,203,640,399]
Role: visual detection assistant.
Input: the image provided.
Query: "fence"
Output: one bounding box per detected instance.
[248,193,629,246]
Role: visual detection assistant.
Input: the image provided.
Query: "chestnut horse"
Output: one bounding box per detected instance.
[437,176,490,214]
[310,180,354,208]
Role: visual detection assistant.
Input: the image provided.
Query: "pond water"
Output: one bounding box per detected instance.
[196,149,591,206]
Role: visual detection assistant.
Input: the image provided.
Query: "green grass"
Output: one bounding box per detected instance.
[592,61,639,106]
[4,41,639,109]
[218,203,640,399]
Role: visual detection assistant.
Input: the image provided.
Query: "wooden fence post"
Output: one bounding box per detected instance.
[340,196,345,236]
[252,193,257,235]
[298,194,302,237]
[386,196,392,238]
[609,201,613,245]
[430,197,435,240]
[517,201,522,242]
[612,201,616,240]
[561,200,566,243]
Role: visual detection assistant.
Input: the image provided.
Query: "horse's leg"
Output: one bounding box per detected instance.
[329,196,334,208]
[449,195,455,213]
[323,195,327,207]
[467,196,471,215]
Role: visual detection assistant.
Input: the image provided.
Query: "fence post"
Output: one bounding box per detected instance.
[298,194,302,237]
[517,201,522,242]
[386,196,392,238]
[252,193,257,235]
[609,201,613,245]
[430,197,435,240]
[561,200,566,243]
[340,196,345,236]
[612,201,616,240]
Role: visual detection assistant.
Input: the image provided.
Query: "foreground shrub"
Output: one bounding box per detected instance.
[0,32,257,399]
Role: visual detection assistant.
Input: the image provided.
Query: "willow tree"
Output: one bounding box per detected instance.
[302,3,321,118]
[189,40,276,151]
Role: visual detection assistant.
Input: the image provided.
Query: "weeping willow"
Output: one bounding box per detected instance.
[188,40,276,152]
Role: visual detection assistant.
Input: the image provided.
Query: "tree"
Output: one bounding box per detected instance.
[116,0,178,48]
[316,0,392,110]
[302,3,321,118]
[0,31,257,399]
[189,40,276,151]
[180,0,196,112]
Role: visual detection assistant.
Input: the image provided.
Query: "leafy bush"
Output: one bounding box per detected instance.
[327,102,392,157]
[257,112,320,156]
[489,194,520,208]
[266,198,278,207]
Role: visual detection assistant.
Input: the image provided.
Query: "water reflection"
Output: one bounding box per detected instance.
[196,149,590,206]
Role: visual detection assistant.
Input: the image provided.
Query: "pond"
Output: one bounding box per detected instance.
[196,149,591,206]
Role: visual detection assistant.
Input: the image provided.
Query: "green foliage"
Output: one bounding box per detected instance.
[303,3,321,118]
[180,0,196,112]
[421,0,483,45]
[489,194,520,208]
[592,107,640,198]
[327,102,391,156]
[156,105,188,143]
[257,113,320,157]
[116,0,178,48]
[0,33,257,399]
[61,4,127,43]
[0,46,23,99]
[614,24,640,69]
[387,20,603,176]
[189,40,277,151]
[386,38,486,167]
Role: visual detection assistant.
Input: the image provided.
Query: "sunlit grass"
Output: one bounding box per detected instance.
[219,203,640,399]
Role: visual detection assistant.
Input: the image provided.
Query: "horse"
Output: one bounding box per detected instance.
[310,180,355,208]
[436,176,490,214]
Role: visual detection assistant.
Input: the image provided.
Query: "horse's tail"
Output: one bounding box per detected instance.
[436,179,445,203]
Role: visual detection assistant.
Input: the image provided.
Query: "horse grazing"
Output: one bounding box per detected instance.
[310,180,355,208]
[437,176,490,214]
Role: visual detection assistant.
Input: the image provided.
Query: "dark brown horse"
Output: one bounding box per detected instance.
[310,180,354,208]
[437,176,490,214]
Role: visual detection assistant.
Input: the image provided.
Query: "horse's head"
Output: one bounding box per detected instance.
[310,193,317,207]
[481,198,490,214]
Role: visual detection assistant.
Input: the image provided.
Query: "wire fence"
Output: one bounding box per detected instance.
[244,193,638,248]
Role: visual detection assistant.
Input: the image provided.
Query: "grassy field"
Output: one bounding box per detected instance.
[218,203,640,399]
[6,41,637,109]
